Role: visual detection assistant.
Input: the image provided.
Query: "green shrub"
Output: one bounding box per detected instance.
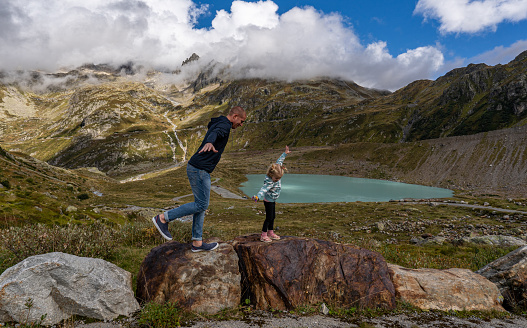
[1,179,11,189]
[77,193,90,200]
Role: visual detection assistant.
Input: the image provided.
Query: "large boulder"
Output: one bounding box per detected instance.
[461,235,527,247]
[0,252,139,326]
[232,234,395,310]
[389,264,505,311]
[477,245,527,310]
[136,241,241,314]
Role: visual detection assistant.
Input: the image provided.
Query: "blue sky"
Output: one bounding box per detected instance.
[194,0,527,69]
[1,0,527,90]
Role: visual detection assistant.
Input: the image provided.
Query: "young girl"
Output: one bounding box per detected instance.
[252,146,291,242]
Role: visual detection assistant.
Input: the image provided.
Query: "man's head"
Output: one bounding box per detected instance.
[227,106,246,129]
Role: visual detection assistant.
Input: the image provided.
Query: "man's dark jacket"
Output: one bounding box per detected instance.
[188,116,232,173]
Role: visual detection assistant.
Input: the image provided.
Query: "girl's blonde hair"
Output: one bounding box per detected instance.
[267,163,288,179]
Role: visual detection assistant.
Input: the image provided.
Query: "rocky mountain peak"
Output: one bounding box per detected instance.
[442,63,489,79]
[182,53,200,66]
[512,50,527,63]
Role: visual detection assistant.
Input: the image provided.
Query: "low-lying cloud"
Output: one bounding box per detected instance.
[0,0,518,91]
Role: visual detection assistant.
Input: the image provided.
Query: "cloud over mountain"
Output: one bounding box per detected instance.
[2,0,446,90]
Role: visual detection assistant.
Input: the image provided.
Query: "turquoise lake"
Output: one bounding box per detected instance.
[240,174,453,203]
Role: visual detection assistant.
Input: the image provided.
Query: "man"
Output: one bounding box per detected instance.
[152,106,246,252]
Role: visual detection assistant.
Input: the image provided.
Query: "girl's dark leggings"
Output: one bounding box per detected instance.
[262,201,276,232]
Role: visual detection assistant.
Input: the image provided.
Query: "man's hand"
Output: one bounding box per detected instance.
[199,143,218,153]
[285,145,291,154]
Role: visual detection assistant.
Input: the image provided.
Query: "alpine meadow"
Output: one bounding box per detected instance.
[1,50,527,327]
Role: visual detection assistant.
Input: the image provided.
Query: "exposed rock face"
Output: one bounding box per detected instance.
[393,125,527,197]
[439,64,491,105]
[388,264,504,312]
[0,252,139,326]
[403,53,527,141]
[232,234,395,310]
[182,53,200,66]
[136,241,241,314]
[477,245,527,310]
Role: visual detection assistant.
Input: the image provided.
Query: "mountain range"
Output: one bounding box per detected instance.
[1,50,526,196]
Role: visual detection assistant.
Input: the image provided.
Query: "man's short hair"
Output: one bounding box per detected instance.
[229,106,246,117]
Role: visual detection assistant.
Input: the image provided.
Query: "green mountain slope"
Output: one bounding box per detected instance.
[0,145,125,226]
[0,50,526,179]
[389,50,527,140]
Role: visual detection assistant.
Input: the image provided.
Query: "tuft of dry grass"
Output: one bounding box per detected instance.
[0,219,208,274]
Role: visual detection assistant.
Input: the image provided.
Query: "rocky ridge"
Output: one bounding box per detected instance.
[0,50,526,194]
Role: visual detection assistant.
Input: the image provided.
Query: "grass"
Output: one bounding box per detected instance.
[2,146,526,273]
[1,147,527,327]
[377,243,517,271]
[136,302,186,328]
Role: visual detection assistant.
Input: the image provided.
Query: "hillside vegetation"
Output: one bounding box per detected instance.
[1,51,526,196]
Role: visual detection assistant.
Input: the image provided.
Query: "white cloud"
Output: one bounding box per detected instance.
[468,39,527,65]
[350,42,444,90]
[0,0,446,90]
[211,0,280,38]
[415,0,527,34]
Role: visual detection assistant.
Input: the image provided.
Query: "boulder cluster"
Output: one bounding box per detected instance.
[137,235,396,312]
[2,236,527,325]
[136,235,511,316]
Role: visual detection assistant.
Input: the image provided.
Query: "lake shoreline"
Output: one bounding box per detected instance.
[240,173,453,203]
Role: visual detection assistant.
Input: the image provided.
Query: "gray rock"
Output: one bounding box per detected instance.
[389,264,504,312]
[477,245,527,309]
[410,236,446,246]
[462,235,527,247]
[320,303,330,315]
[426,236,446,245]
[0,252,139,326]
[65,205,78,213]
[375,222,385,231]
